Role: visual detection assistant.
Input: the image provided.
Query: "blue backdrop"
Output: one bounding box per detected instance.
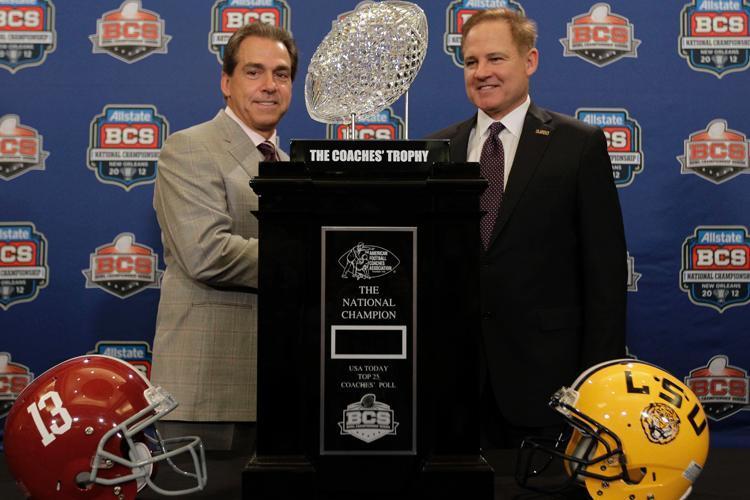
[2,0,749,449]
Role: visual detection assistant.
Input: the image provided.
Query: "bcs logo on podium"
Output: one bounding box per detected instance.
[560,3,641,67]
[686,355,749,421]
[326,107,404,140]
[82,233,163,299]
[679,0,750,78]
[87,104,169,190]
[0,0,56,73]
[443,0,524,68]
[0,114,49,181]
[209,0,291,64]
[90,0,171,63]
[677,119,750,184]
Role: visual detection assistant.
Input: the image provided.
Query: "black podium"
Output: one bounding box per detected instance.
[242,141,493,499]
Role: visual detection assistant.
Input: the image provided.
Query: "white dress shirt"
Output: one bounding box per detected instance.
[224,106,278,149]
[466,95,531,188]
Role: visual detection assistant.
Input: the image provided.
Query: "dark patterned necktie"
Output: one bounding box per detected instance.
[257,141,278,162]
[479,121,505,250]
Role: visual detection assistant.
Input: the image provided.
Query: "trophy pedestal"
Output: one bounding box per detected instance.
[242,142,493,499]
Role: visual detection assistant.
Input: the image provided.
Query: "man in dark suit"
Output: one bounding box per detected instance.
[428,9,627,448]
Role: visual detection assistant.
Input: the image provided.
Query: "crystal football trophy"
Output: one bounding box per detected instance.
[305,1,428,139]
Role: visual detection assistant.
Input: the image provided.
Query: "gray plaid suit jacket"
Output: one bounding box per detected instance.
[151,110,288,421]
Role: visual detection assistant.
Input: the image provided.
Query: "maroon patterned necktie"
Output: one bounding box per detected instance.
[257,141,278,162]
[479,121,505,250]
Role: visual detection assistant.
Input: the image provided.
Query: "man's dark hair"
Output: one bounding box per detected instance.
[222,23,298,80]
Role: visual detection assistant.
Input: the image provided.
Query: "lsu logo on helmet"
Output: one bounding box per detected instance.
[0,352,33,419]
[82,233,164,299]
[88,341,153,379]
[0,114,49,181]
[686,355,749,421]
[677,119,749,184]
[326,107,404,140]
[89,0,171,63]
[576,108,644,187]
[87,104,169,190]
[560,3,641,67]
[679,0,750,78]
[627,251,641,292]
[680,226,750,312]
[0,0,56,73]
[0,222,48,310]
[209,0,291,64]
[443,0,524,68]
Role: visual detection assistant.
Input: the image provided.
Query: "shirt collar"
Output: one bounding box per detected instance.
[476,95,531,139]
[224,106,277,147]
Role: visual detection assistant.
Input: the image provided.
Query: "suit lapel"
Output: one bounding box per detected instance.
[449,116,476,163]
[488,103,553,246]
[215,110,264,177]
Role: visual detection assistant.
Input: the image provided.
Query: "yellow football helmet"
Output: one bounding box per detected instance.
[517,359,709,499]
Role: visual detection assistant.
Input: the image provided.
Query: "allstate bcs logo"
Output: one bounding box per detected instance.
[679,0,750,78]
[0,0,56,74]
[87,104,168,190]
[677,119,749,184]
[560,3,641,67]
[0,114,49,181]
[339,242,400,281]
[680,226,750,312]
[90,0,171,63]
[339,393,398,443]
[326,107,404,140]
[576,108,644,187]
[685,355,749,421]
[0,222,48,310]
[88,341,152,379]
[0,352,33,418]
[209,0,291,64]
[82,233,164,299]
[443,0,524,68]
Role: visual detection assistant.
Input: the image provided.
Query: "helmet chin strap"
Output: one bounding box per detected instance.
[130,442,154,491]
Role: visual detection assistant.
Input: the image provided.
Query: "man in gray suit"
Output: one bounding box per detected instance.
[151,23,297,449]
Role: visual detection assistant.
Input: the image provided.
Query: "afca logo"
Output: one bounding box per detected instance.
[0,0,56,74]
[339,393,398,443]
[680,226,750,312]
[0,222,48,310]
[0,352,33,419]
[326,107,404,140]
[82,233,164,299]
[90,0,171,64]
[87,104,169,190]
[0,114,49,181]
[685,355,749,421]
[677,119,749,184]
[209,0,291,64]
[339,242,400,281]
[679,0,750,78]
[576,108,644,187]
[560,3,641,67]
[88,340,152,379]
[443,0,524,68]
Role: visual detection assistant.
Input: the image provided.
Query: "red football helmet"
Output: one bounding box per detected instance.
[3,355,206,498]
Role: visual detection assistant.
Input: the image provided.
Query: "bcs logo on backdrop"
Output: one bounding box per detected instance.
[90,0,171,63]
[677,119,750,184]
[686,355,749,421]
[443,0,524,68]
[680,226,750,312]
[0,0,56,73]
[679,0,750,78]
[576,108,644,187]
[0,352,32,419]
[209,0,291,64]
[0,114,49,181]
[0,222,48,310]
[560,3,641,67]
[82,233,163,299]
[88,341,153,379]
[87,104,169,190]
[326,107,404,140]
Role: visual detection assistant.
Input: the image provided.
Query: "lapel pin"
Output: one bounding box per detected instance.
[535,129,550,136]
